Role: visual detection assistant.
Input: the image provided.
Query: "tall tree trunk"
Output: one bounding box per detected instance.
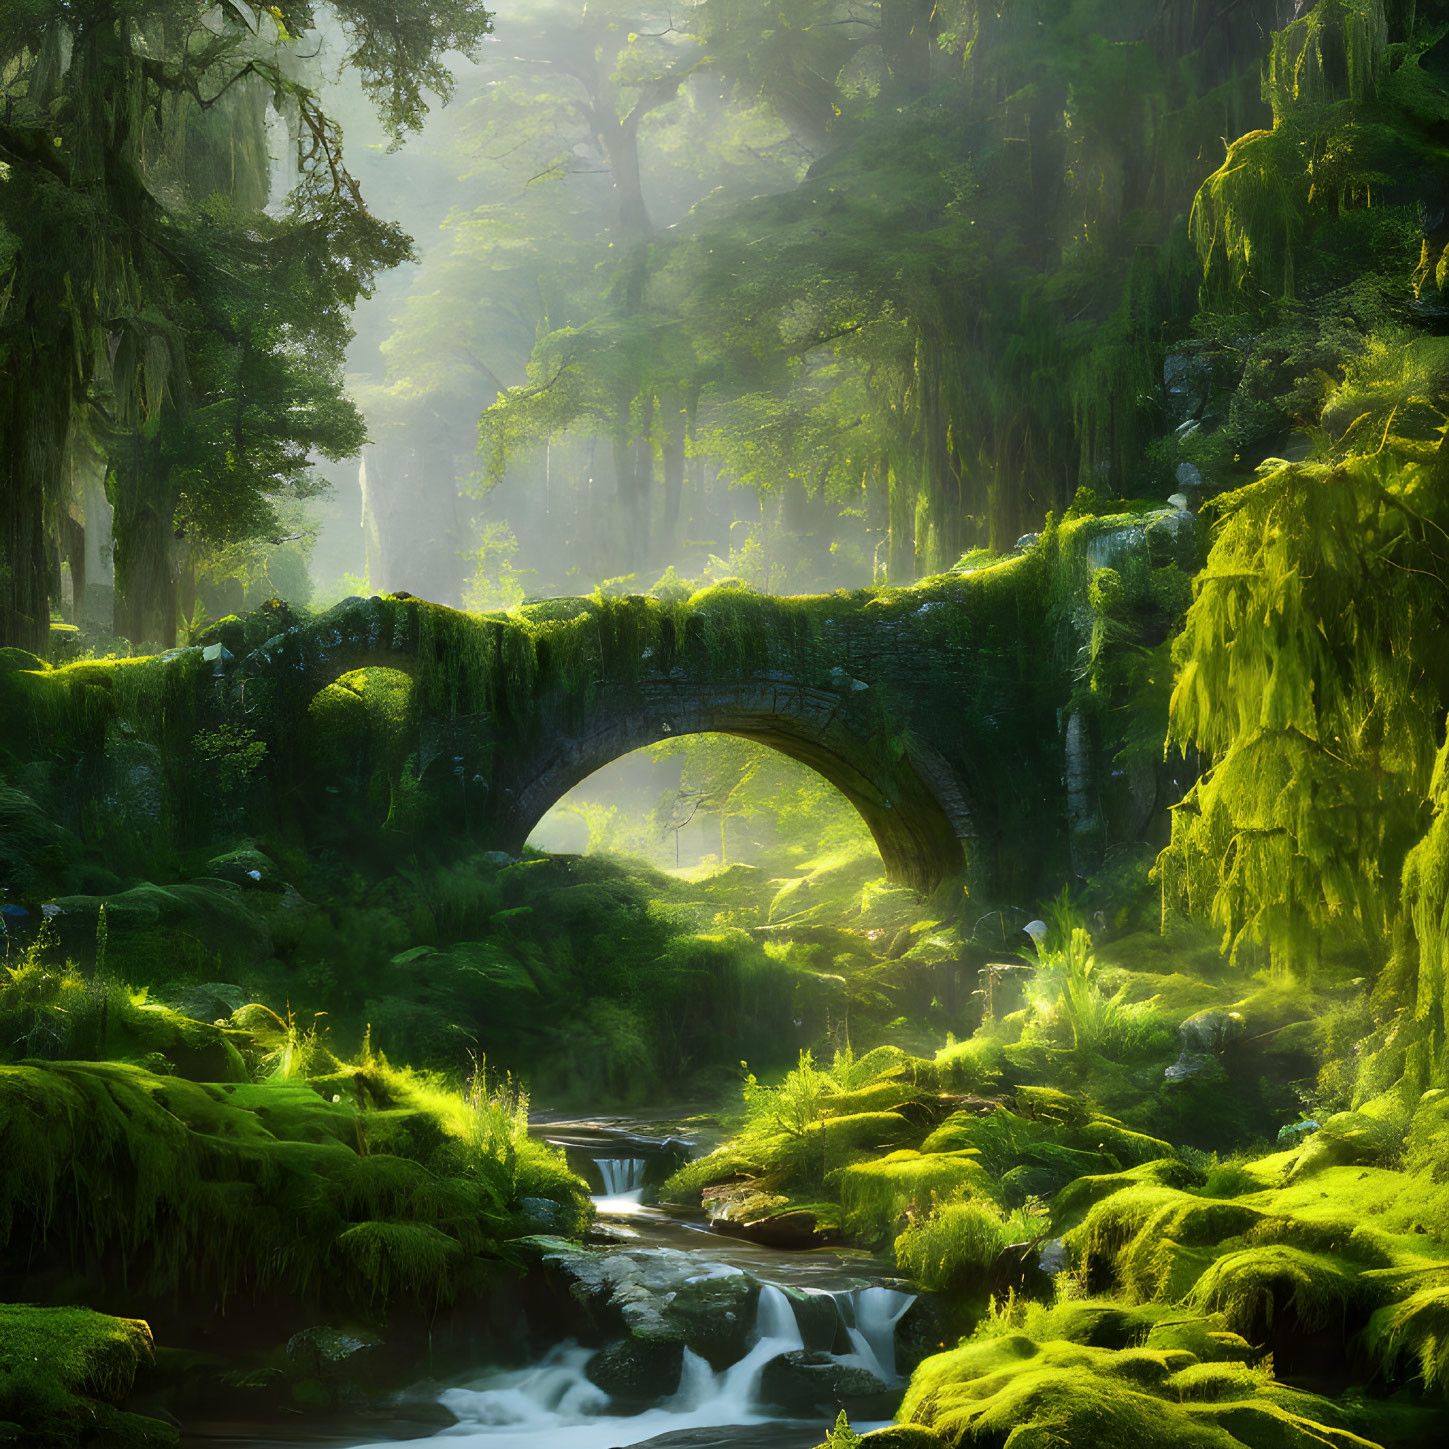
[887,458,916,583]
[629,391,654,566]
[113,436,180,649]
[660,387,687,554]
[880,0,936,97]
[0,362,70,655]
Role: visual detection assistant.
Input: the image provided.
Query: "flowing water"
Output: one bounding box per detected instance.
[340,1117,916,1449]
[592,1157,648,1213]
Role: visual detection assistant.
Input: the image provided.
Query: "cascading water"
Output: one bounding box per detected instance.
[593,1157,647,1213]
[833,1286,916,1383]
[351,1282,827,1449]
[596,1158,647,1195]
[347,1123,918,1449]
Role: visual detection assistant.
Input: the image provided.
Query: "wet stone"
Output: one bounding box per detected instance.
[283,1325,386,1384]
[782,1286,844,1353]
[758,1349,896,1419]
[663,1273,761,1369]
[1179,1008,1246,1053]
[514,1196,573,1235]
[585,1337,684,1403]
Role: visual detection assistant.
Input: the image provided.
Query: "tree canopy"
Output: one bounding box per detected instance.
[0,0,493,651]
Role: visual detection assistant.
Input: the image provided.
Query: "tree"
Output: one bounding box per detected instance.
[1158,1,1449,1095]
[475,0,1293,586]
[0,0,494,652]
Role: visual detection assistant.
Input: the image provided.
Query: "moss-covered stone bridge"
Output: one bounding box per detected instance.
[252,580,1045,895]
[2,510,1197,901]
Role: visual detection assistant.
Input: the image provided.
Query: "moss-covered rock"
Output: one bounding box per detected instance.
[0,1058,587,1315]
[0,1305,176,1448]
[50,881,272,978]
[897,1331,1378,1449]
[837,1151,996,1244]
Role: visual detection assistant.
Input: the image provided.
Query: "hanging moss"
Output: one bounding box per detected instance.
[1187,1243,1373,1337]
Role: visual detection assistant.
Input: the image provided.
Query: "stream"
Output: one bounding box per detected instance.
[339,1115,916,1449]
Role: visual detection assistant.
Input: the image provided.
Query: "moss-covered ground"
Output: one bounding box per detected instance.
[662,917,1449,1449]
[0,932,590,1444]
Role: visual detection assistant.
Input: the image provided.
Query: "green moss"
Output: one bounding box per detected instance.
[932,1037,1007,1093]
[853,1430,948,1448]
[1404,1091,1449,1182]
[0,1304,176,1448]
[921,1105,1172,1194]
[1284,1111,1403,1180]
[1367,1282,1449,1391]
[894,1199,1027,1297]
[1251,1165,1449,1240]
[899,1338,1228,1448]
[836,1150,996,1243]
[0,1057,587,1314]
[816,1110,922,1152]
[51,881,273,978]
[1187,1244,1372,1337]
[898,1327,1381,1449]
[823,1082,930,1118]
[1064,1181,1266,1302]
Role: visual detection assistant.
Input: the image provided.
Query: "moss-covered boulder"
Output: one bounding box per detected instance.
[50,881,272,978]
[837,1151,996,1243]
[0,1305,176,1448]
[0,962,247,1080]
[0,1059,587,1316]
[897,1332,1379,1449]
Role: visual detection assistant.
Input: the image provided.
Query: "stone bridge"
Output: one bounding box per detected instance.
[215,509,1196,899]
[0,510,1195,903]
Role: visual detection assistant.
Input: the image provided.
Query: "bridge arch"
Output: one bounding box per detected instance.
[494,681,970,892]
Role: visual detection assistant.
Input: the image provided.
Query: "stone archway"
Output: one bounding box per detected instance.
[230,567,1077,901]
[494,680,969,893]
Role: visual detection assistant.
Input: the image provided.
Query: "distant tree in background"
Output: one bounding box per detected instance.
[368,0,1301,595]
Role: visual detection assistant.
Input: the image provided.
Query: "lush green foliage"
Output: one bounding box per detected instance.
[0,1305,172,1448]
[0,0,493,652]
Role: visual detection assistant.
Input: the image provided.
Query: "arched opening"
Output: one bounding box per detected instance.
[528,735,878,876]
[526,734,906,933]
[500,687,969,894]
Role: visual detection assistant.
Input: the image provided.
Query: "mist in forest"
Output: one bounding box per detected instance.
[306,0,861,613]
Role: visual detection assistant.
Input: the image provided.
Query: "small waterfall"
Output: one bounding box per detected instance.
[592,1157,647,1213]
[359,1277,906,1449]
[710,1284,807,1411]
[756,1283,802,1342]
[833,1286,916,1383]
[595,1157,647,1195]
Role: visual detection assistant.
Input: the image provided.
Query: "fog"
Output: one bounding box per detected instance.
[303,0,876,615]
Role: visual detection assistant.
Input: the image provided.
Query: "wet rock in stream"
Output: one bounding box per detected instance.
[520,1238,761,1367]
[700,1182,836,1247]
[759,1349,896,1419]
[586,1337,686,1402]
[617,1428,822,1449]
